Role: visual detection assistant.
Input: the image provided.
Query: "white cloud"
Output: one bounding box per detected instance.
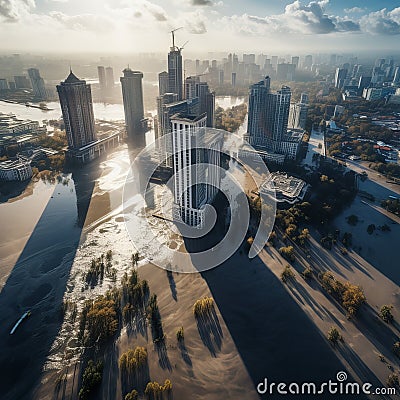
[344,7,365,14]
[0,0,35,22]
[48,11,115,32]
[223,1,360,36]
[360,7,400,35]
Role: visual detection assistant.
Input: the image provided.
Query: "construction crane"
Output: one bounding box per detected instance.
[179,40,189,51]
[170,27,183,50]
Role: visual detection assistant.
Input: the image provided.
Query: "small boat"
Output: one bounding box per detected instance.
[10,310,31,335]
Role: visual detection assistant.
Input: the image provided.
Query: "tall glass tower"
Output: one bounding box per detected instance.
[120,68,145,141]
[57,70,97,150]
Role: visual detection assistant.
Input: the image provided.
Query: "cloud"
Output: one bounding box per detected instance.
[143,0,167,21]
[49,11,115,32]
[0,0,35,22]
[179,10,207,34]
[360,8,400,35]
[191,0,212,5]
[225,1,360,36]
[282,0,360,34]
[186,19,206,33]
[344,7,365,14]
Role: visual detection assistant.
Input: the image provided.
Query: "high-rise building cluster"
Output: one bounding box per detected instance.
[245,76,305,163]
[155,32,219,228]
[333,57,400,101]
[182,53,322,88]
[97,66,115,99]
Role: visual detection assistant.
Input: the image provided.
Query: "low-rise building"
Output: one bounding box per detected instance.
[0,156,33,181]
[275,129,304,159]
[261,172,307,204]
[0,113,42,136]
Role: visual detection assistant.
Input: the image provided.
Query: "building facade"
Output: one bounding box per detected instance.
[171,113,221,228]
[57,70,98,162]
[246,76,291,150]
[97,66,107,96]
[184,76,215,128]
[27,68,47,100]
[246,76,303,161]
[158,71,169,96]
[168,48,183,101]
[0,157,32,181]
[120,68,146,141]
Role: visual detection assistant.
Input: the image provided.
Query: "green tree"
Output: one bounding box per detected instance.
[380,305,394,323]
[327,326,342,345]
[78,360,103,400]
[281,265,295,283]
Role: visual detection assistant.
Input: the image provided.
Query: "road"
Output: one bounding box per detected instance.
[345,159,400,196]
[302,127,325,167]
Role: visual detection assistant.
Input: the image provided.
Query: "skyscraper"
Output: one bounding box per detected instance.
[246,76,301,161]
[184,76,215,128]
[158,71,169,96]
[393,66,400,85]
[168,41,183,100]
[120,68,145,142]
[27,68,46,100]
[288,93,308,130]
[303,55,313,69]
[105,67,115,91]
[335,67,348,89]
[97,66,107,95]
[171,113,221,227]
[14,75,31,89]
[57,70,97,150]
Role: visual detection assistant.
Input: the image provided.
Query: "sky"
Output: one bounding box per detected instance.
[0,0,400,54]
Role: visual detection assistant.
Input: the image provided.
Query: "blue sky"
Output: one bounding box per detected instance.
[1,0,400,53]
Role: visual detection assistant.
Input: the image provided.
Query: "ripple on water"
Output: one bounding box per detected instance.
[21,282,53,308]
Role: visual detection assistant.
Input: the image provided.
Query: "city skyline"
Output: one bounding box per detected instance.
[0,1,399,54]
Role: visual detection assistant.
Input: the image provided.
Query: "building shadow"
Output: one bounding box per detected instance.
[182,197,367,399]
[0,179,31,203]
[0,162,102,400]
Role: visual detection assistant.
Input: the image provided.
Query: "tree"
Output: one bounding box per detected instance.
[279,246,295,262]
[193,297,214,317]
[125,389,138,400]
[281,265,295,283]
[342,282,366,317]
[144,379,172,400]
[387,373,399,388]
[302,266,313,280]
[346,214,359,226]
[80,296,119,346]
[176,326,184,342]
[327,326,342,345]
[78,360,103,400]
[380,305,394,323]
[393,341,400,358]
[132,252,140,266]
[367,224,376,235]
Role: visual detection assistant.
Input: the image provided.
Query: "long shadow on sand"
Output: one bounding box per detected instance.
[0,163,102,400]
[184,196,368,399]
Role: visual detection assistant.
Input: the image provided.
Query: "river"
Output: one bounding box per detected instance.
[0,96,245,125]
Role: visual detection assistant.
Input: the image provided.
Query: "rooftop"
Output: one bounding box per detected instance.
[262,172,307,204]
[0,157,31,171]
